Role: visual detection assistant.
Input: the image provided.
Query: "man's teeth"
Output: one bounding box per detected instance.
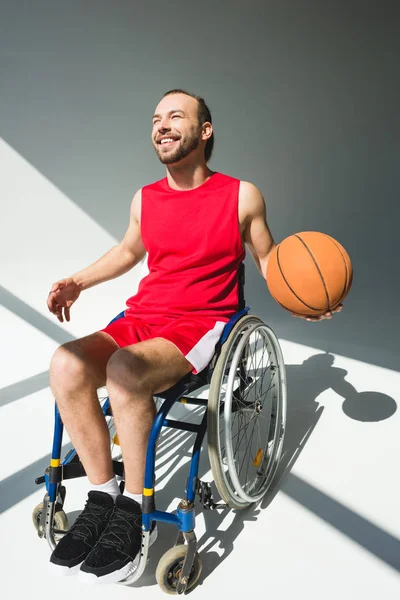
[161,138,176,144]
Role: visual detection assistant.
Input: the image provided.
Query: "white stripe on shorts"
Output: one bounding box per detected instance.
[185,321,227,374]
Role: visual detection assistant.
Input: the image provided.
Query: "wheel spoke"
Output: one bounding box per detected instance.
[208,316,286,507]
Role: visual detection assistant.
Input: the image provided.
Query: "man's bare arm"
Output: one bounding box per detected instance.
[47,190,146,322]
[239,181,276,279]
[239,181,343,322]
[72,189,146,290]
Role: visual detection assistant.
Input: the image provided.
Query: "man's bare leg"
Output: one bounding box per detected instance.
[106,337,193,494]
[76,337,187,585]
[49,332,119,484]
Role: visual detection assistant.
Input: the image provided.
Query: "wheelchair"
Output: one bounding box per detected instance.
[33,265,287,594]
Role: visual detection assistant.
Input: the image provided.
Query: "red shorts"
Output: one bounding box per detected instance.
[100,314,227,374]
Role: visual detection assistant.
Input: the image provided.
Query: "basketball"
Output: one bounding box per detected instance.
[265,231,353,317]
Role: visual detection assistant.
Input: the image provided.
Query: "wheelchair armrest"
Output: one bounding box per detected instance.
[107,311,125,326]
[219,307,250,344]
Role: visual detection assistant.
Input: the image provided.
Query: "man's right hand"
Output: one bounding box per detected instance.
[47,278,81,322]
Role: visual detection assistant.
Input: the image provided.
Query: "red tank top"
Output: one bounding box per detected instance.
[125,172,245,323]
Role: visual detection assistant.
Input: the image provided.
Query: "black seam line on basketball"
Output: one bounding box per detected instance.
[321,234,348,301]
[276,244,323,311]
[321,233,349,301]
[270,288,302,315]
[295,235,331,310]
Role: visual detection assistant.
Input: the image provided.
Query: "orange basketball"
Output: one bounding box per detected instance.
[266,231,353,317]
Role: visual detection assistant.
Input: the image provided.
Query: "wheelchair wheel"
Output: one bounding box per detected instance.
[208,315,286,509]
[32,502,68,541]
[156,545,202,594]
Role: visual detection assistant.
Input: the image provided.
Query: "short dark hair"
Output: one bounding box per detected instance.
[162,89,214,162]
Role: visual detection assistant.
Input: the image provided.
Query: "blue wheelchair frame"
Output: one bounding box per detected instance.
[38,306,250,540]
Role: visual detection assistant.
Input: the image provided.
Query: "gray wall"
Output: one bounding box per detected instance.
[1,0,399,368]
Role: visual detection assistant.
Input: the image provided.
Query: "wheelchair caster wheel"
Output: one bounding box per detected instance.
[32,502,68,541]
[156,545,202,595]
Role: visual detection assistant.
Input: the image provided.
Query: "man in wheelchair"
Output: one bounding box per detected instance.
[46,89,335,585]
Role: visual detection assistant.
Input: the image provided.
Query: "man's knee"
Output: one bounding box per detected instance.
[50,341,96,393]
[106,348,151,394]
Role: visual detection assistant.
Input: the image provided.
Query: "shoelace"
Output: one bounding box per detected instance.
[97,508,141,549]
[70,502,111,541]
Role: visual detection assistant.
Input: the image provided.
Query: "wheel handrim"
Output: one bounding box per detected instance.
[219,322,286,504]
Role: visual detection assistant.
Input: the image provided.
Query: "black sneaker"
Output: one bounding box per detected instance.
[49,491,114,575]
[78,495,158,584]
